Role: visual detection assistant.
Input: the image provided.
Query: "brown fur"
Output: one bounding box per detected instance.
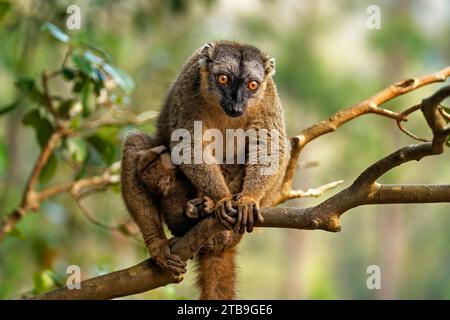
[196,249,238,300]
[121,41,288,299]
[121,131,242,285]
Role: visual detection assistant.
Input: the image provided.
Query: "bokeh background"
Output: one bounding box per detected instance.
[0,0,449,299]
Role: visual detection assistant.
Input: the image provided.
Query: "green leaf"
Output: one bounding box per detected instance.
[86,134,116,165]
[57,99,75,118]
[80,80,92,117]
[73,77,85,93]
[103,63,135,93]
[39,153,58,183]
[70,116,81,130]
[22,109,40,126]
[41,22,69,43]
[61,67,76,80]
[118,224,130,236]
[82,44,112,62]
[93,69,104,96]
[8,226,25,240]
[73,54,95,78]
[48,271,65,287]
[33,270,56,294]
[0,1,11,23]
[23,109,55,148]
[15,77,35,94]
[0,100,19,116]
[77,52,104,95]
[67,137,87,163]
[36,120,54,149]
[83,50,104,65]
[75,147,91,180]
[15,77,45,105]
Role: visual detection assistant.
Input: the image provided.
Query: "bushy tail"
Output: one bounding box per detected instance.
[196,249,237,300]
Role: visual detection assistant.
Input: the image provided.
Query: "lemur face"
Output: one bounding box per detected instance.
[199,41,275,118]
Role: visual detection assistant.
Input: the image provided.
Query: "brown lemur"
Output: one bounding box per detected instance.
[121,41,288,299]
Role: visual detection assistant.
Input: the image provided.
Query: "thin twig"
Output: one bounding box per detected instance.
[281,66,450,194]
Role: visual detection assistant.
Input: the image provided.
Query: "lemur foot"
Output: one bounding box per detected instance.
[199,231,242,254]
[185,196,215,219]
[148,238,186,275]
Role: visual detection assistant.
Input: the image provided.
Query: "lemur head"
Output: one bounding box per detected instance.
[198,41,275,118]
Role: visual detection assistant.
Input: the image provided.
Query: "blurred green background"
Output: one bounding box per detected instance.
[0,0,449,299]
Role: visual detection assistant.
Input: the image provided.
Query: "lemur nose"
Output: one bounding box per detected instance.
[230,104,244,117]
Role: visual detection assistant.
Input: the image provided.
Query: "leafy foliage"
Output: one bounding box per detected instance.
[0,22,135,184]
[1,0,449,300]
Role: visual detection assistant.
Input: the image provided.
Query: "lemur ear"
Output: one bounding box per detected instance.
[199,42,215,66]
[264,55,276,77]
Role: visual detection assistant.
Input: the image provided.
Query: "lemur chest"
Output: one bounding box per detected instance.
[201,113,251,161]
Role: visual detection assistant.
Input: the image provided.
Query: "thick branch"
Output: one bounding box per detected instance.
[34,180,450,300]
[33,80,450,300]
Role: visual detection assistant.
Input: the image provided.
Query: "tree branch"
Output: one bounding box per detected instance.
[0,130,64,240]
[33,78,450,300]
[0,161,120,241]
[34,180,450,300]
[0,95,155,241]
[281,66,450,194]
[274,179,343,204]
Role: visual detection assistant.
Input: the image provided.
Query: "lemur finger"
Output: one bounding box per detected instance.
[225,200,237,215]
[217,206,234,230]
[247,205,254,233]
[167,256,187,268]
[191,198,204,205]
[201,197,215,214]
[239,205,249,234]
[221,207,236,225]
[167,264,186,275]
[156,257,170,270]
[235,205,243,233]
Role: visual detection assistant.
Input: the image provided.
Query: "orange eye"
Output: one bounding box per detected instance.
[247,80,259,90]
[218,74,228,85]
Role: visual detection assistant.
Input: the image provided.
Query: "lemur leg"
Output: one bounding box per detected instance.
[121,132,186,275]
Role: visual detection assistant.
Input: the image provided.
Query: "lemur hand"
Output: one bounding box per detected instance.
[233,194,263,234]
[148,238,186,275]
[215,196,237,230]
[185,196,215,219]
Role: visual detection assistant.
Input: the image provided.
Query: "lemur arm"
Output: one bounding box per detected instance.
[170,122,237,229]
[236,116,288,233]
[170,124,232,202]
